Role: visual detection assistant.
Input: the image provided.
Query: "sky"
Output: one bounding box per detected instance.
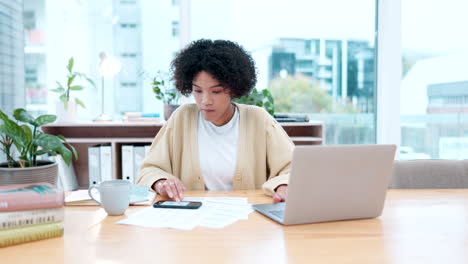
[192,0,377,51]
[402,0,468,54]
[191,0,468,54]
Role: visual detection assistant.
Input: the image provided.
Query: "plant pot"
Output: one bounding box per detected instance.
[164,104,180,121]
[0,161,58,186]
[55,101,77,123]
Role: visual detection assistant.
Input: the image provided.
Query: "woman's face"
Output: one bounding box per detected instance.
[192,71,234,126]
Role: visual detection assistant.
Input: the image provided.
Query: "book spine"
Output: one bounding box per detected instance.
[0,207,64,230]
[125,112,160,118]
[121,145,135,184]
[0,192,64,212]
[133,146,146,181]
[100,145,112,181]
[0,222,64,247]
[88,146,101,186]
[123,117,161,122]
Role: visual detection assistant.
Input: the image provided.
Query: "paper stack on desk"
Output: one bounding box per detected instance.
[117,197,253,230]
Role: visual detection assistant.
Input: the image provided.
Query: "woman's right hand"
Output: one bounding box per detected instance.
[152,178,186,202]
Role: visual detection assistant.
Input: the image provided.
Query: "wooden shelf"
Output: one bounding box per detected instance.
[65,138,154,144]
[43,121,324,189]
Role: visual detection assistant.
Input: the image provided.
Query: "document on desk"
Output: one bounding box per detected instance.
[117,197,253,230]
[65,186,156,206]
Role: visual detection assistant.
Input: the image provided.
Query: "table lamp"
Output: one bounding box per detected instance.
[94,52,121,122]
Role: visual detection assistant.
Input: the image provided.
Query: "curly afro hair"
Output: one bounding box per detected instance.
[171,39,257,99]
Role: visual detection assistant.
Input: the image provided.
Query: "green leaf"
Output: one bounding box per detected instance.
[67,74,76,87]
[59,146,73,166]
[59,94,68,102]
[35,115,57,126]
[70,85,84,91]
[0,109,11,123]
[75,98,85,108]
[56,81,64,89]
[19,154,28,162]
[85,77,95,88]
[34,134,63,151]
[1,121,28,148]
[50,88,65,93]
[20,125,32,143]
[57,135,78,160]
[67,57,74,73]
[13,108,37,125]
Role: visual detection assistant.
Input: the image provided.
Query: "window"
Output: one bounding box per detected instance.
[121,53,137,58]
[120,23,137,29]
[191,0,377,144]
[120,82,137,87]
[401,0,468,159]
[172,21,179,38]
[25,67,37,82]
[18,0,378,138]
[23,11,36,30]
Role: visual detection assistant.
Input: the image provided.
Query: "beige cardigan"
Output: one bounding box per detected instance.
[136,103,294,196]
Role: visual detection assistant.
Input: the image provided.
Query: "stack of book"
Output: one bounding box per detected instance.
[123,112,161,123]
[274,113,310,122]
[0,183,65,247]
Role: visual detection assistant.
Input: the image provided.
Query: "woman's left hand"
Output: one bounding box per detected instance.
[273,184,288,203]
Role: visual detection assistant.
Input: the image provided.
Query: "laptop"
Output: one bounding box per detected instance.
[253,144,396,225]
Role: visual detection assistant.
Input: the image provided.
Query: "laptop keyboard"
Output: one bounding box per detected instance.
[269,210,285,219]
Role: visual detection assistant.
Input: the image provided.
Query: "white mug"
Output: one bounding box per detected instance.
[88,180,131,216]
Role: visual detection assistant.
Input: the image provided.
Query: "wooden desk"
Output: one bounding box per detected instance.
[2,189,468,264]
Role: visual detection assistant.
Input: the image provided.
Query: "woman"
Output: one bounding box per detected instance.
[137,39,293,203]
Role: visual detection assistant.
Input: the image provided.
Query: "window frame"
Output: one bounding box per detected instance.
[376,0,401,149]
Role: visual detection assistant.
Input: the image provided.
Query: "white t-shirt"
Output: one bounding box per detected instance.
[198,107,239,190]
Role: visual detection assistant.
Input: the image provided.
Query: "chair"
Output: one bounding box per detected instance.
[390,160,468,188]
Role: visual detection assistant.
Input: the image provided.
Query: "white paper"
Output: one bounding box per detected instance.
[65,187,156,205]
[117,197,254,230]
[65,189,91,202]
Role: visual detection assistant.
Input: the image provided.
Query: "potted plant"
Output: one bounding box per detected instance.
[151,74,180,121]
[0,108,77,186]
[50,57,95,123]
[235,88,275,116]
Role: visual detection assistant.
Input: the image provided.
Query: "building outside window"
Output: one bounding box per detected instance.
[401,0,468,159]
[0,0,25,114]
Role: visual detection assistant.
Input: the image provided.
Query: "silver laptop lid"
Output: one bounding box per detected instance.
[283,144,396,225]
